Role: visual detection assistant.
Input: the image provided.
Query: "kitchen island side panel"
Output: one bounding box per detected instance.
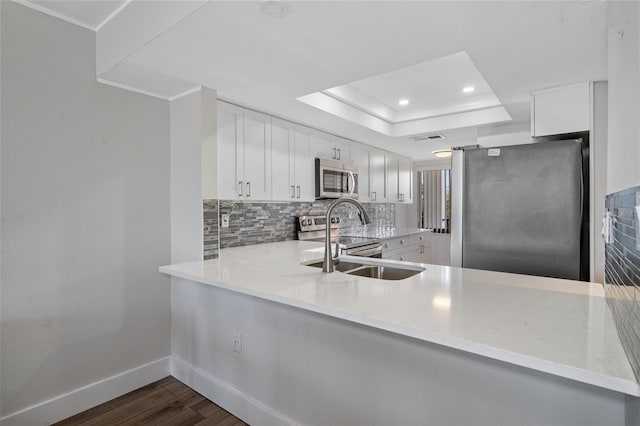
[171,279,626,426]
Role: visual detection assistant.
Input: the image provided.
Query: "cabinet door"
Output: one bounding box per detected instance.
[217,102,243,199]
[532,82,590,137]
[293,124,314,201]
[369,149,386,202]
[386,154,399,202]
[311,129,336,160]
[351,143,370,201]
[334,136,351,162]
[243,110,271,200]
[271,117,294,200]
[398,157,413,203]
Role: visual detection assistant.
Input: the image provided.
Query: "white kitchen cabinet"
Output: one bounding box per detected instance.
[217,102,271,200]
[398,157,413,204]
[386,154,399,202]
[369,148,386,202]
[313,129,351,162]
[351,143,370,201]
[271,119,314,201]
[271,117,294,200]
[217,102,244,199]
[531,82,590,137]
[293,124,314,201]
[381,231,431,263]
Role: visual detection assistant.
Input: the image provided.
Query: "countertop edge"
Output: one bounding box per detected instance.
[159,264,640,397]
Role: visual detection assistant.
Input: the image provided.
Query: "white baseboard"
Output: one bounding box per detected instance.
[171,356,297,426]
[0,357,171,426]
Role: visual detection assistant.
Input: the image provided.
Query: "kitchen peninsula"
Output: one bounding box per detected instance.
[161,241,639,426]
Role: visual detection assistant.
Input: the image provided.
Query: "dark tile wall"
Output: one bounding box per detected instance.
[202,199,396,259]
[604,185,640,381]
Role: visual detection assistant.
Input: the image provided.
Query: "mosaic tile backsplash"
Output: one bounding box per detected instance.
[203,199,396,260]
[604,185,640,381]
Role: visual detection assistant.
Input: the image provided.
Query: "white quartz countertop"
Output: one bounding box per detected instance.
[160,240,640,396]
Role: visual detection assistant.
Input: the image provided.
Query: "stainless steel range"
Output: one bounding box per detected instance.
[296,215,382,257]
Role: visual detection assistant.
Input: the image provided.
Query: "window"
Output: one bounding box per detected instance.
[417,169,451,230]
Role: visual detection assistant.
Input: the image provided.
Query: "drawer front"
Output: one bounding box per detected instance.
[409,231,429,246]
[381,236,409,252]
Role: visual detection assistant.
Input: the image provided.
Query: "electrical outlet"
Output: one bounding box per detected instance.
[222,214,230,228]
[233,332,242,353]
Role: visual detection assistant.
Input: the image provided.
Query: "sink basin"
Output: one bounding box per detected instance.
[303,258,425,280]
[305,260,364,272]
[347,265,423,280]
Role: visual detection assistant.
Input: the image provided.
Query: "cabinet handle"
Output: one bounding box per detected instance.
[419,235,424,241]
[238,181,243,197]
[332,147,337,159]
[371,191,376,201]
[246,182,251,197]
[291,185,295,198]
[383,243,389,249]
[296,185,301,199]
[337,148,341,160]
[400,256,405,261]
[400,239,405,245]
[420,244,424,254]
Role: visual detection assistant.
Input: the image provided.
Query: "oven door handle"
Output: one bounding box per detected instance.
[348,245,382,257]
[348,171,355,197]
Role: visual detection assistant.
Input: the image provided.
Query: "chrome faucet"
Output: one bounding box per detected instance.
[323,198,372,272]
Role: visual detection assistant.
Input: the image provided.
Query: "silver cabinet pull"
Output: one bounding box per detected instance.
[337,148,341,160]
[400,239,405,245]
[332,147,337,159]
[371,191,376,201]
[419,235,424,241]
[296,185,301,199]
[291,185,295,198]
[400,256,405,261]
[383,243,389,249]
[246,181,251,197]
[420,244,424,254]
[238,181,243,197]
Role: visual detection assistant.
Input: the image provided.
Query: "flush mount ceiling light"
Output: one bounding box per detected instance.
[398,99,410,106]
[432,150,452,158]
[462,86,475,93]
[260,0,290,17]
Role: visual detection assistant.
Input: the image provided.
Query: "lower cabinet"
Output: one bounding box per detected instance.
[381,232,431,263]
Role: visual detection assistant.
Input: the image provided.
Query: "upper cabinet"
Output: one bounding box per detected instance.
[398,157,413,204]
[531,82,590,137]
[217,102,271,200]
[216,100,412,204]
[313,130,351,162]
[369,148,387,202]
[351,143,370,202]
[292,124,314,201]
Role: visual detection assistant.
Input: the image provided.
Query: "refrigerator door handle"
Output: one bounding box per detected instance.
[450,148,464,267]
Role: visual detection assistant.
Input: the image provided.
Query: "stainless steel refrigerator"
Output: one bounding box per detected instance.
[451,139,589,281]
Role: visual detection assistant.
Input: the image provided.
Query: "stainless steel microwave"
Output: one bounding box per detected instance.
[315,158,358,199]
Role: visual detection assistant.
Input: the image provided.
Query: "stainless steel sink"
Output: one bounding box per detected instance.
[347,265,422,280]
[305,260,364,272]
[303,259,424,280]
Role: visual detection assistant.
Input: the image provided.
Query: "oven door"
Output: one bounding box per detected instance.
[316,158,358,199]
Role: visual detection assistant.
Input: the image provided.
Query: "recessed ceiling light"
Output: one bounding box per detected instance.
[398,99,409,106]
[260,0,290,17]
[462,86,475,93]
[432,150,452,158]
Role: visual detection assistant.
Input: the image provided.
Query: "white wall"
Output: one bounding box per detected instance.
[607,0,640,193]
[170,91,204,264]
[1,2,171,419]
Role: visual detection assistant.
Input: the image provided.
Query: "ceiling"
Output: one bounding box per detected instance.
[20,0,609,160]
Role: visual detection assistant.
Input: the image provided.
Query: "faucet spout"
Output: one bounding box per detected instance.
[323,198,371,273]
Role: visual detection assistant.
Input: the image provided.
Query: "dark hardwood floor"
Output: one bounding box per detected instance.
[53,376,248,426]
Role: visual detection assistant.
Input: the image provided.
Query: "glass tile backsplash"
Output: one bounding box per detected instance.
[604,185,640,381]
[203,199,396,260]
